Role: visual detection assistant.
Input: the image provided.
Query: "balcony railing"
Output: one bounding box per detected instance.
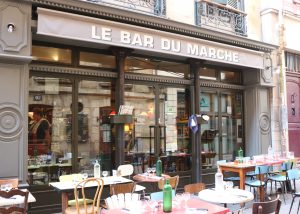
[82,0,166,16]
[195,0,247,36]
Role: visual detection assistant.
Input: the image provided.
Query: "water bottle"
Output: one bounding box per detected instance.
[156,157,162,177]
[268,145,273,159]
[94,160,101,178]
[163,179,172,212]
[238,147,244,163]
[215,167,224,191]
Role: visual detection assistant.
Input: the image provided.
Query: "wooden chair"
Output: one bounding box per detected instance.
[116,164,146,197]
[117,164,134,178]
[158,175,179,193]
[0,178,19,189]
[59,174,93,207]
[184,182,205,194]
[65,178,104,214]
[110,182,136,195]
[252,195,281,214]
[0,189,29,214]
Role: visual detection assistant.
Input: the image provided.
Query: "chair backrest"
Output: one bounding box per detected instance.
[184,182,205,194]
[110,182,136,195]
[150,190,175,201]
[254,165,269,175]
[105,193,140,209]
[0,178,19,189]
[158,176,179,193]
[252,196,281,214]
[287,169,300,180]
[117,164,134,177]
[59,174,82,182]
[0,189,29,214]
[282,161,293,171]
[74,178,104,214]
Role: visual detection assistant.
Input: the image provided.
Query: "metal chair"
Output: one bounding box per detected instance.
[267,161,294,204]
[65,178,104,214]
[184,182,205,195]
[245,165,270,201]
[287,169,300,214]
[252,195,281,214]
[0,189,29,214]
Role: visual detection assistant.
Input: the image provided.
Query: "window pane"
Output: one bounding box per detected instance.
[125,57,189,78]
[32,45,72,64]
[200,68,217,80]
[28,76,72,185]
[79,52,116,68]
[78,80,112,174]
[220,70,241,84]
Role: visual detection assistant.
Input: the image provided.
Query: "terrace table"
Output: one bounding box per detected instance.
[103,197,229,214]
[49,176,132,214]
[0,189,36,207]
[218,158,295,201]
[198,188,254,208]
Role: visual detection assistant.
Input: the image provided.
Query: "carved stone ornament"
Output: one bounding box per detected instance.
[261,53,273,83]
[0,104,23,141]
[0,4,28,52]
[259,113,270,134]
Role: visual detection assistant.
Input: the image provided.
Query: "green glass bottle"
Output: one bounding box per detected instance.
[156,156,162,177]
[163,179,172,213]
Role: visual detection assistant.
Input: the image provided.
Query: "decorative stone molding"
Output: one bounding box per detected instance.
[30,64,118,78]
[125,73,191,85]
[200,80,245,90]
[261,53,273,83]
[259,113,270,134]
[0,3,28,52]
[0,104,23,142]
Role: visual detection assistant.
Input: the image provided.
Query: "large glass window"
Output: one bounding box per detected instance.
[32,45,72,64]
[28,76,73,185]
[200,90,243,169]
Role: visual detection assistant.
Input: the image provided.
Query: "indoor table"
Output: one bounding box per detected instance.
[50,176,132,214]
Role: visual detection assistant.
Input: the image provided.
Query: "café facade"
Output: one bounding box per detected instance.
[0,0,277,212]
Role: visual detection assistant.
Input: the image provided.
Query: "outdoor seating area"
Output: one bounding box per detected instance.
[3,156,300,214]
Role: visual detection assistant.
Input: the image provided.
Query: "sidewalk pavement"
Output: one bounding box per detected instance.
[227,179,300,214]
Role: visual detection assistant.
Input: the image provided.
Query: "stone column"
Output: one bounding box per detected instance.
[0,0,32,183]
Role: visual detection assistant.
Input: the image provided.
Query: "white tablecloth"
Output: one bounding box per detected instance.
[198,188,254,204]
[0,189,36,207]
[49,176,132,191]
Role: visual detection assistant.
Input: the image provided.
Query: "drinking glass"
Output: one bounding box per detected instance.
[82,172,88,180]
[1,183,13,191]
[147,167,152,175]
[182,192,190,209]
[102,171,109,177]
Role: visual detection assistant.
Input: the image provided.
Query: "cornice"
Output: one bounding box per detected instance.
[125,73,192,85]
[28,0,277,53]
[29,64,118,78]
[200,81,245,90]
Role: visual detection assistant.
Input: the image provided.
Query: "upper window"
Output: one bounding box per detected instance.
[79,52,116,69]
[32,45,72,64]
[220,70,241,84]
[285,52,300,72]
[125,57,189,78]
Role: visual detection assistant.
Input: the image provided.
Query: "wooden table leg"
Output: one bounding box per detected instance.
[239,169,246,190]
[61,192,69,214]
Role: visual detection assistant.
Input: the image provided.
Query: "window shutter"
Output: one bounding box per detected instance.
[213,0,239,9]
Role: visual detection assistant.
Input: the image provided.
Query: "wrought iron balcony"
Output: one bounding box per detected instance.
[195,0,247,36]
[81,0,166,16]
